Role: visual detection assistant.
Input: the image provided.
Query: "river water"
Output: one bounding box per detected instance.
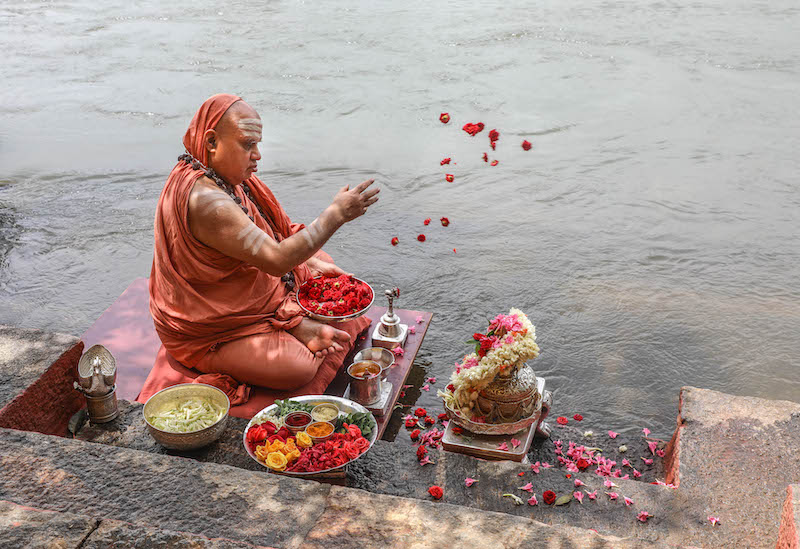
[1,1,799,438]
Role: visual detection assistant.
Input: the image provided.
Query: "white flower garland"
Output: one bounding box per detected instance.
[439,308,540,418]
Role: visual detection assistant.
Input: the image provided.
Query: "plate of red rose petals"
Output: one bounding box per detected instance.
[296,274,374,323]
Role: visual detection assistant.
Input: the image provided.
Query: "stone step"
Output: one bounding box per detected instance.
[0,500,271,548]
[666,386,800,548]
[0,427,662,548]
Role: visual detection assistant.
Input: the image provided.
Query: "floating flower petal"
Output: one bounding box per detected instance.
[521,140,532,151]
[440,157,451,165]
[439,113,450,124]
[445,174,454,182]
[440,217,450,227]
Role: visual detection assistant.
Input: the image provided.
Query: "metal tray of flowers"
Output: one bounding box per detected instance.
[296,275,374,323]
[243,394,378,476]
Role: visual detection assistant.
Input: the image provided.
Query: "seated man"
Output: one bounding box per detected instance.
[150,93,379,391]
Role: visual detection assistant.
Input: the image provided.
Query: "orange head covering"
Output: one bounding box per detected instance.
[149,93,312,367]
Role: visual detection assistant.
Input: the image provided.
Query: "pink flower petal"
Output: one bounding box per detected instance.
[530,462,541,474]
[518,482,533,492]
[541,462,552,468]
[606,492,618,500]
[527,493,538,506]
[642,428,651,437]
[427,376,437,383]
[641,457,654,465]
[656,449,665,458]
[510,438,521,449]
[573,491,584,504]
[408,326,416,334]
[421,384,430,392]
[497,442,509,451]
[415,315,424,324]
[624,497,634,506]
[637,511,651,522]
[608,430,618,439]
[392,346,405,357]
[708,516,720,526]
[419,455,434,466]
[603,480,617,488]
[622,458,631,468]
[586,490,598,500]
[647,441,659,455]
[464,477,477,487]
[633,469,642,479]
[574,479,585,487]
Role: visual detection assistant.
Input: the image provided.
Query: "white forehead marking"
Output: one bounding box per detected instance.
[238,118,262,138]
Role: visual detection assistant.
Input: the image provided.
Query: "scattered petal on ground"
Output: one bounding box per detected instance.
[584,430,594,437]
[490,160,499,166]
[440,157,451,165]
[638,511,652,522]
[586,490,598,500]
[528,494,538,506]
[445,174,454,182]
[417,234,426,242]
[574,491,584,504]
[606,492,618,500]
[708,516,720,526]
[518,482,533,493]
[625,497,634,506]
[409,326,416,334]
[465,477,477,487]
[641,457,654,465]
[391,237,399,246]
[421,384,430,391]
[608,430,618,439]
[392,346,404,357]
[574,479,585,487]
[424,218,431,226]
[482,152,488,162]
[648,440,659,455]
[510,438,521,448]
[427,376,436,383]
[656,449,665,458]
[440,217,450,227]
[415,315,424,323]
[604,480,617,488]
[573,414,583,421]
[642,428,651,436]
[439,113,450,124]
[557,416,569,425]
[497,442,509,451]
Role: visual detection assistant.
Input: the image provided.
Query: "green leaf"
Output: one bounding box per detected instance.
[555,494,573,506]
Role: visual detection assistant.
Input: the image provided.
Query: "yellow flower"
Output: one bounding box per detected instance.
[266,452,288,471]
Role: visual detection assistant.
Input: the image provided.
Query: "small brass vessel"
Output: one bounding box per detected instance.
[475,362,539,423]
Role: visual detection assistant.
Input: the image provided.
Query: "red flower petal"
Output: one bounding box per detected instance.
[423,218,431,225]
[573,414,583,421]
[424,416,435,425]
[522,140,532,151]
[428,485,444,499]
[439,113,450,124]
[391,237,399,246]
[482,152,488,162]
[440,157,451,165]
[417,234,426,242]
[410,429,421,440]
[445,174,454,182]
[488,129,499,142]
[490,141,496,150]
[453,248,457,253]
[452,426,463,435]
[437,413,448,421]
[490,160,499,166]
[556,416,568,425]
[440,217,450,227]
[405,418,418,428]
[461,122,485,137]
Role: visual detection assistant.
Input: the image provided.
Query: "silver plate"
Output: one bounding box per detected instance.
[243,394,378,476]
[296,276,375,323]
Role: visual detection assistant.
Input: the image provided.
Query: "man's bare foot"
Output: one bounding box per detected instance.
[289,318,351,359]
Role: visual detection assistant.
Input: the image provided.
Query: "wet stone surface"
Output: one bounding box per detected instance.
[0,500,98,549]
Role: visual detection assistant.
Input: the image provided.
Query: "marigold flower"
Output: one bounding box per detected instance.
[542,490,557,505]
[445,174,454,182]
[439,113,450,124]
[521,140,532,150]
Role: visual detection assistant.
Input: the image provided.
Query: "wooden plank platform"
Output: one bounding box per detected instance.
[80,277,431,440]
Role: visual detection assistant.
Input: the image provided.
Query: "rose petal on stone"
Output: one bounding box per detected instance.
[490,160,499,166]
[417,234,426,242]
[440,157,451,165]
[518,482,533,492]
[511,438,521,448]
[708,516,720,526]
[527,494,538,506]
[465,477,477,487]
[642,428,651,436]
[445,174,454,182]
[624,497,634,506]
[573,491,584,504]
[608,430,618,439]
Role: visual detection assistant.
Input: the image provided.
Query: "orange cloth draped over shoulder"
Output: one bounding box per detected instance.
[149,93,315,367]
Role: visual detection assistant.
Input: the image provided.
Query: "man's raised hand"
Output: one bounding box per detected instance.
[332,179,379,222]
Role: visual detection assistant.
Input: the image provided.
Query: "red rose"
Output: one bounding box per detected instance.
[437,413,448,421]
[416,445,428,460]
[424,218,431,225]
[424,416,435,425]
[414,407,427,417]
[446,384,455,392]
[428,485,443,500]
[445,174,454,183]
[417,234,426,242]
[522,140,532,151]
[452,426,463,435]
[488,129,499,142]
[391,236,399,246]
[490,160,499,166]
[440,157,451,165]
[573,414,583,421]
[482,152,488,162]
[576,458,590,470]
[440,217,450,227]
[461,122,484,137]
[405,418,418,428]
[410,429,421,440]
[542,490,557,505]
[439,113,450,124]
[556,416,568,425]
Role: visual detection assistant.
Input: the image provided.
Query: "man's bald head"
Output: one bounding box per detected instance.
[216,100,262,139]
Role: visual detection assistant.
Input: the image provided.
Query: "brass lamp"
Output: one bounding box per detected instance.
[73,344,119,423]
